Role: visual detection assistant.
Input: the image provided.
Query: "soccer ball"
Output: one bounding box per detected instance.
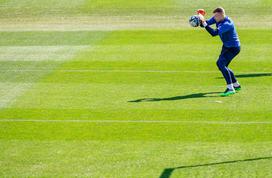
[189,15,200,27]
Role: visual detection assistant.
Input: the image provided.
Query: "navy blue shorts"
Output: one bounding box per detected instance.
[219,46,241,66]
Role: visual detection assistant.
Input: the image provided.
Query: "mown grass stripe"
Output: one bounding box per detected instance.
[0,69,271,74]
[0,119,272,125]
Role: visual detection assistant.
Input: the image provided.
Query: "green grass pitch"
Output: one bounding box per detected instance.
[0,0,272,177]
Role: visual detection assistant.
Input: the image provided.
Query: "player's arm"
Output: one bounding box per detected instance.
[203,22,219,36]
[206,16,216,25]
[199,15,218,36]
[204,22,232,37]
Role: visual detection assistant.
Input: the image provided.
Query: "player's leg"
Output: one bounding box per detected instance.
[225,64,237,83]
[224,46,241,91]
[225,65,241,90]
[228,68,241,91]
[217,58,233,85]
[216,55,236,96]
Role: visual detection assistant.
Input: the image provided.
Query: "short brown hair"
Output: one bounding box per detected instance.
[213,7,225,14]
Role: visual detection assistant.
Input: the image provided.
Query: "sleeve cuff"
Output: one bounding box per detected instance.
[203,21,208,27]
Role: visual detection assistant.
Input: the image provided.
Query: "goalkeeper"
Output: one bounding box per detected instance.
[198,7,241,97]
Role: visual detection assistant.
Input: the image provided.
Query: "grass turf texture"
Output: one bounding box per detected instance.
[0,0,272,177]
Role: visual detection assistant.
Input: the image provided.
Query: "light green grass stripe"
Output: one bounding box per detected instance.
[0,69,271,74]
[1,119,272,125]
[0,69,219,73]
[1,16,272,31]
[0,45,89,61]
[0,32,108,108]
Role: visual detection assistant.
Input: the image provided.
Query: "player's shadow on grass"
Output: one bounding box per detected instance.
[128,92,221,103]
[236,73,272,78]
[159,156,272,178]
[217,72,272,79]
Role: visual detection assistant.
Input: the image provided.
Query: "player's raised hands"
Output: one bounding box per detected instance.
[197,9,206,16]
[197,9,206,25]
[198,14,205,23]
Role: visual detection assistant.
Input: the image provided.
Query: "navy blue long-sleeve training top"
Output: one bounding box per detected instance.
[205,16,240,47]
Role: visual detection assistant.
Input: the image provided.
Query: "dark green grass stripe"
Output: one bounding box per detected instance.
[0,30,271,46]
[0,122,271,141]
[0,31,109,46]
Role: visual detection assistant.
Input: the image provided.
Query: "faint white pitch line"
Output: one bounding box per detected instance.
[0,69,270,74]
[0,69,217,73]
[0,119,272,125]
